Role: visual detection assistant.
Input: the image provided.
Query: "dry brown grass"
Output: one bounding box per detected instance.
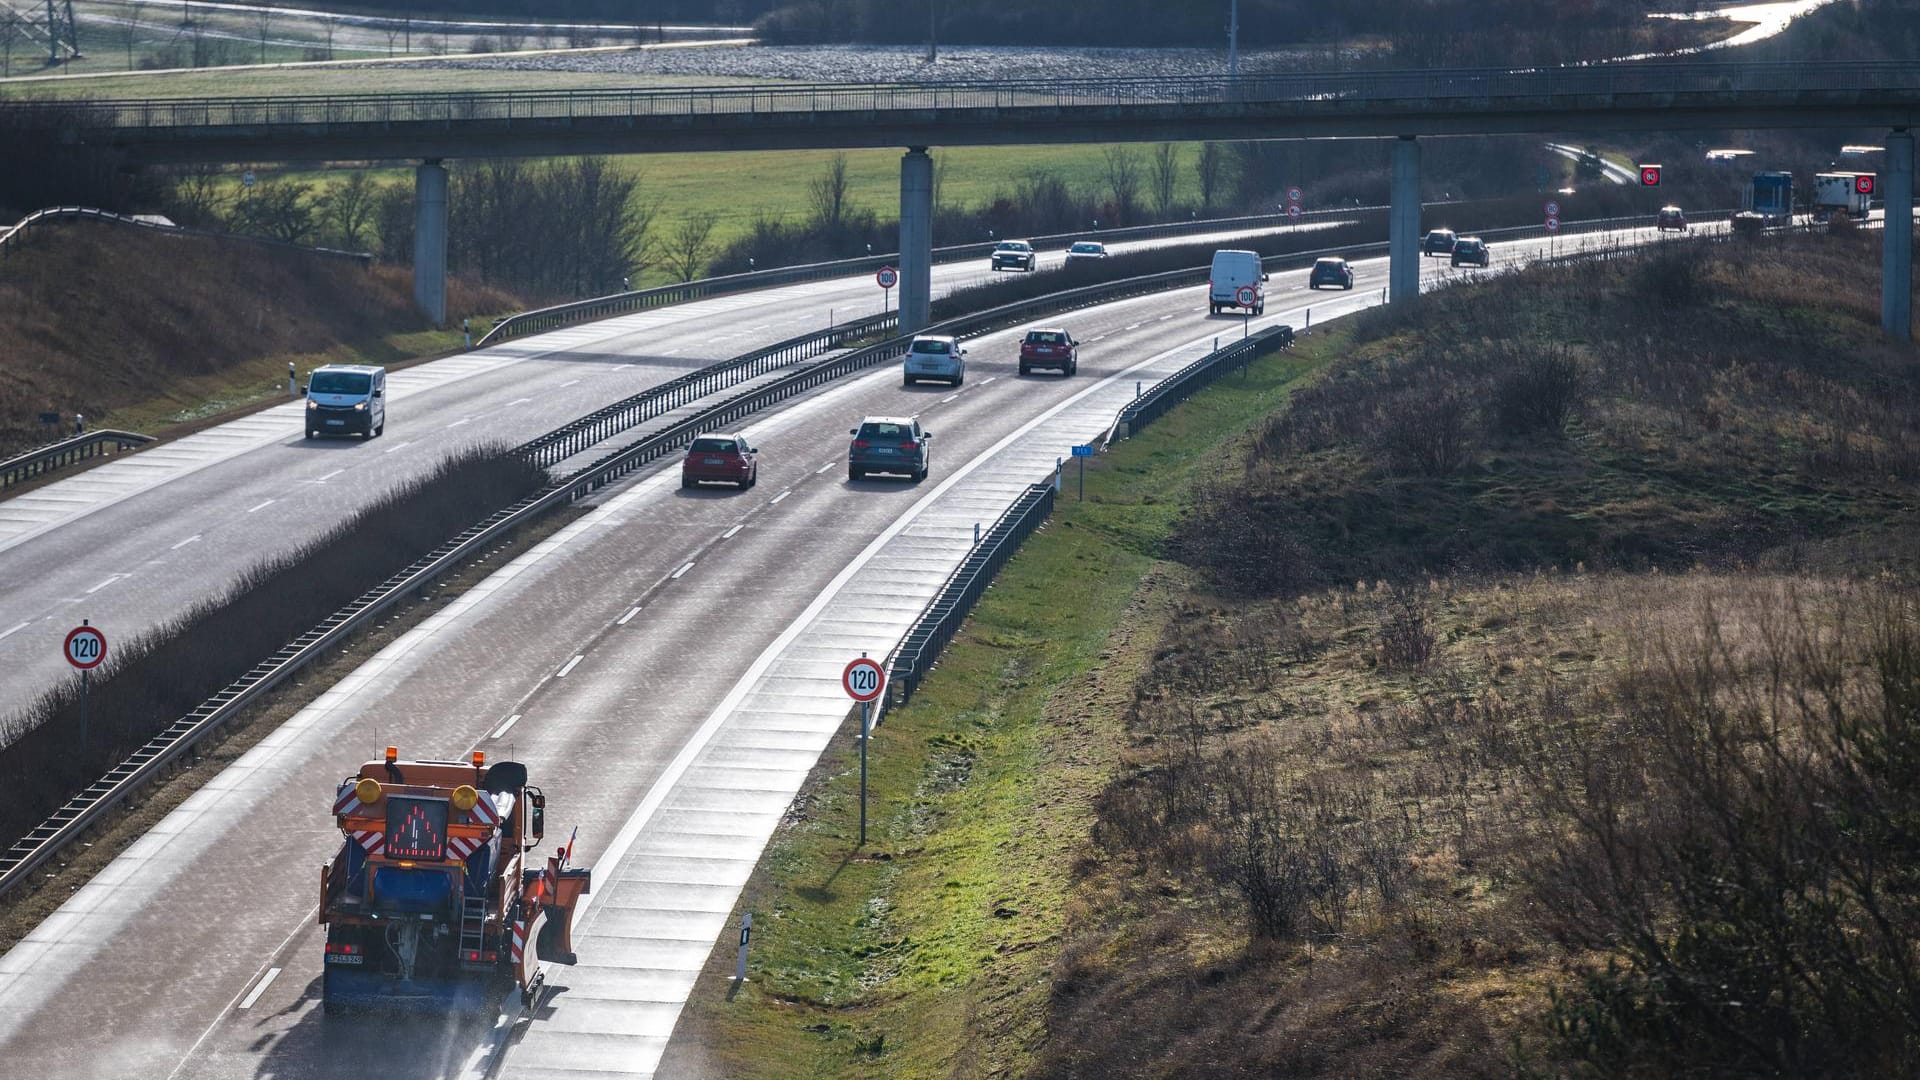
[0,219,519,454]
[1036,567,1918,1078]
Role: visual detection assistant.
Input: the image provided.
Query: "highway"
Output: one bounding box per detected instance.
[0,221,1665,1079]
[0,220,1320,718]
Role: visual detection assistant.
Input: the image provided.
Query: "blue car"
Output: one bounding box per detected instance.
[849,415,933,482]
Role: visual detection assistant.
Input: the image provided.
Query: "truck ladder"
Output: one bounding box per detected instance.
[457,893,488,962]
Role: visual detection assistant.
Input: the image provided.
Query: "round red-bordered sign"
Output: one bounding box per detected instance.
[1235,284,1258,308]
[65,624,106,670]
[1856,174,1876,195]
[876,266,899,289]
[843,657,885,703]
[1544,200,1561,217]
[1545,216,1561,232]
[1286,204,1302,220]
[1286,187,1304,203]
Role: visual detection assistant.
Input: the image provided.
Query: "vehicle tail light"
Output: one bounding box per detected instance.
[852,440,870,449]
[899,441,919,451]
[326,943,361,955]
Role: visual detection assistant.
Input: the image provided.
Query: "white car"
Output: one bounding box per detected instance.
[902,335,967,387]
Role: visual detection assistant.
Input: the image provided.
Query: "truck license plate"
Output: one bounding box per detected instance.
[325,953,363,965]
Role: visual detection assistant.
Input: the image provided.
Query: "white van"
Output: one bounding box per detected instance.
[304,364,387,440]
[1208,249,1267,316]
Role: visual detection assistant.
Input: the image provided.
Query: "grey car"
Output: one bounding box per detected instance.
[849,415,933,482]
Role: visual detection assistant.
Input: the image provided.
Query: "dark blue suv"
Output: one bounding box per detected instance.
[849,415,932,482]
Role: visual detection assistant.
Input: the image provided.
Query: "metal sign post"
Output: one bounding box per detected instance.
[64,620,106,746]
[1071,444,1092,501]
[1236,284,1256,339]
[842,655,886,846]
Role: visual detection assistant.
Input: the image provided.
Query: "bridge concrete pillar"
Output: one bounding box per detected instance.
[1885,129,1913,342]
[412,160,449,327]
[899,147,934,333]
[1389,137,1421,307]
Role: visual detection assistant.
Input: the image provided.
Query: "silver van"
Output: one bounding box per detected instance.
[304,364,387,440]
[1208,249,1267,315]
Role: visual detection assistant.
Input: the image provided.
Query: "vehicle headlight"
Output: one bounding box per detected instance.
[306,399,317,410]
[353,402,367,411]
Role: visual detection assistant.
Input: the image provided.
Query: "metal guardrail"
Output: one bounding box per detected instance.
[476,204,1376,346]
[22,61,1919,129]
[884,481,1055,708]
[0,429,153,490]
[1108,325,1295,445]
[0,205,373,263]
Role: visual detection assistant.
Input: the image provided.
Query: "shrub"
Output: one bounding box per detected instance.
[1379,390,1473,476]
[1491,343,1584,437]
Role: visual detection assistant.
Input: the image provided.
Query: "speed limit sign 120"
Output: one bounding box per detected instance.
[65,623,106,670]
[843,657,886,702]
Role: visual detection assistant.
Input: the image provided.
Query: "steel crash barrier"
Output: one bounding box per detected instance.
[0,429,153,490]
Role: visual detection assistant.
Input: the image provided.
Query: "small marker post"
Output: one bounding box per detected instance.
[735,912,752,983]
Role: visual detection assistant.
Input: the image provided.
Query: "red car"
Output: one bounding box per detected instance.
[681,433,758,489]
[1018,327,1078,376]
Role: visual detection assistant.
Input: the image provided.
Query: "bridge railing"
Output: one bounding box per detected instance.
[24,61,1919,130]
[0,205,372,263]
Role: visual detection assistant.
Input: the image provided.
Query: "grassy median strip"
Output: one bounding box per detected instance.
[660,341,1325,1078]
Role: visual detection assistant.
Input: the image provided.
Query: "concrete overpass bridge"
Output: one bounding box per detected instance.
[23,60,1919,336]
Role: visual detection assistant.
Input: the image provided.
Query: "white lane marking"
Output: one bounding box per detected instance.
[561,379,582,388]
[446,417,473,429]
[491,714,522,739]
[671,561,694,579]
[816,462,836,474]
[770,490,791,505]
[940,394,959,404]
[245,499,274,514]
[616,606,641,626]
[1124,322,1141,330]
[1159,313,1175,320]
[0,621,27,641]
[721,524,743,539]
[555,655,584,678]
[170,534,202,550]
[83,574,126,594]
[980,376,998,385]
[314,469,345,483]
[612,363,632,370]
[1090,334,1108,341]
[236,967,280,1011]
[382,441,414,455]
[507,397,533,407]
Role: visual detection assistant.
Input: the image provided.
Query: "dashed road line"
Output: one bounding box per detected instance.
[616,606,641,626]
[671,561,694,580]
[236,968,280,1011]
[382,441,414,455]
[770,490,791,505]
[722,524,743,539]
[980,376,998,385]
[816,462,836,474]
[491,713,523,739]
[0,622,27,641]
[314,469,345,483]
[83,574,126,594]
[446,417,473,429]
[555,655,585,678]
[940,394,960,404]
[507,397,533,407]
[170,535,202,550]
[561,379,582,388]
[245,499,274,514]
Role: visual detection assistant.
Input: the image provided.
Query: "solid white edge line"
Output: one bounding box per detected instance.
[555,655,584,678]
[616,606,642,625]
[492,714,523,739]
[236,967,280,1011]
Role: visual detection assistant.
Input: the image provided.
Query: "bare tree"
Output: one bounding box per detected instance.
[663,210,721,282]
[319,171,378,249]
[807,152,853,236]
[383,22,399,56]
[253,8,272,64]
[1101,146,1143,222]
[932,152,948,212]
[230,179,316,244]
[1196,141,1226,211]
[1150,142,1180,216]
[162,163,227,227]
[118,1,146,69]
[496,28,525,51]
[323,15,335,60]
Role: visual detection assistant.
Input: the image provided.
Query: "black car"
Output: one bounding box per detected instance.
[990,240,1036,272]
[1449,236,1491,267]
[1422,228,1457,256]
[1308,256,1354,290]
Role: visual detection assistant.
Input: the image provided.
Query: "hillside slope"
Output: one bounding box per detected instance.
[0,219,517,455]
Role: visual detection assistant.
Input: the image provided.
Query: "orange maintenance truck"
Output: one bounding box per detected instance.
[319,748,590,1012]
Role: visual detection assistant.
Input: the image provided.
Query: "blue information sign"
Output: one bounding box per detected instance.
[1071,444,1094,458]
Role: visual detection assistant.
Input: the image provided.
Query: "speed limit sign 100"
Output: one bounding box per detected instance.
[843,657,885,702]
[65,624,106,670]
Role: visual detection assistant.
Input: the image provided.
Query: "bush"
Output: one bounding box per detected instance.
[1379,390,1472,476]
[1490,343,1583,437]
